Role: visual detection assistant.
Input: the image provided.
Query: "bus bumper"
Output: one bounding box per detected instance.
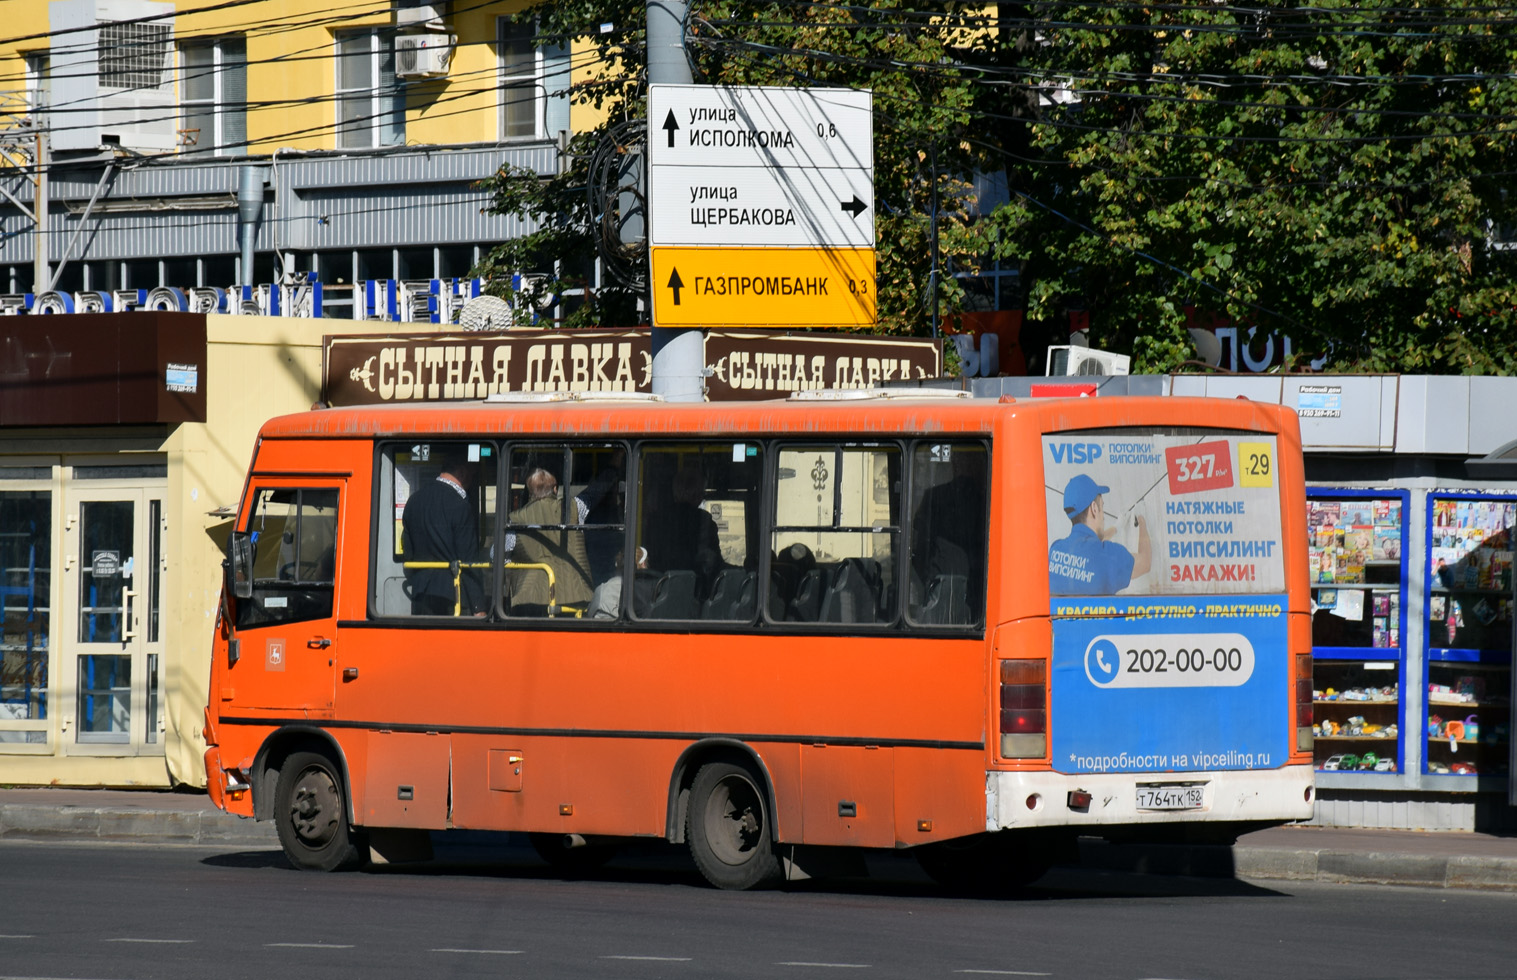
[987,764,1315,831]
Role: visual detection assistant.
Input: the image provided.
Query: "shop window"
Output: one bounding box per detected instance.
[49,263,83,294]
[162,258,196,289]
[1424,494,1513,777]
[397,247,433,281]
[0,490,51,745]
[1307,491,1408,774]
[202,255,235,289]
[124,259,160,288]
[438,246,474,280]
[357,248,392,283]
[635,443,760,623]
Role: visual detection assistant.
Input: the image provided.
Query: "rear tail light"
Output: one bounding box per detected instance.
[1296,653,1315,752]
[1000,659,1047,759]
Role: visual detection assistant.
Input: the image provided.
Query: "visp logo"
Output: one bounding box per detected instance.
[1049,442,1104,464]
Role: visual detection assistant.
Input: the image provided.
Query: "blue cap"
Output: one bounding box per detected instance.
[1062,473,1110,517]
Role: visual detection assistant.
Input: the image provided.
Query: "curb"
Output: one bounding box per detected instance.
[0,804,275,846]
[1235,845,1517,892]
[1078,839,1517,892]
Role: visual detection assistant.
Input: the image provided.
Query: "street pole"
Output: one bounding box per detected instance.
[32,129,47,294]
[647,0,705,402]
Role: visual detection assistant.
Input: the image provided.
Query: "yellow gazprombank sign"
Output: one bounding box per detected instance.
[651,247,876,327]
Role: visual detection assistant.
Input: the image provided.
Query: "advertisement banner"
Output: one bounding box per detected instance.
[1042,430,1289,774]
[1043,431,1284,597]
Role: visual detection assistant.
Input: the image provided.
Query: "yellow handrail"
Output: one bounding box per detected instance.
[401,559,566,616]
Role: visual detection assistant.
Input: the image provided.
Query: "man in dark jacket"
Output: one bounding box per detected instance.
[402,447,485,615]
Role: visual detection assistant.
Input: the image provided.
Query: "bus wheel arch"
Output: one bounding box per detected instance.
[671,742,784,890]
[252,726,352,822]
[252,727,367,871]
[665,738,779,845]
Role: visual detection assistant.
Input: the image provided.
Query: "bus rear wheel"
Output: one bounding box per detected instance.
[274,750,366,872]
[915,831,1054,895]
[686,761,782,890]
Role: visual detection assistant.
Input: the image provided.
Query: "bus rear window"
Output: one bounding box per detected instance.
[1043,428,1285,597]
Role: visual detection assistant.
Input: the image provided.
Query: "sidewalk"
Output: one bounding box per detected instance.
[2,787,1515,891]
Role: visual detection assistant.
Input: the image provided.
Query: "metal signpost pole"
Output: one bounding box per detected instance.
[647,0,705,402]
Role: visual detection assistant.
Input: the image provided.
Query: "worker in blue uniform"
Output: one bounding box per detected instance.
[1048,473,1151,595]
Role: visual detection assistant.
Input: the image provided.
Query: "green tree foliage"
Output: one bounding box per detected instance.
[985,1,1517,373]
[477,1,996,335]
[480,1,1517,372]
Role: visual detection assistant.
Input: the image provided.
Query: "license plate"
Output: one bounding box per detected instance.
[1136,783,1204,810]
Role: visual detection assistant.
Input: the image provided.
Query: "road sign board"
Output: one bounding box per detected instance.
[650,165,875,248]
[649,84,872,171]
[648,84,873,251]
[651,247,876,328]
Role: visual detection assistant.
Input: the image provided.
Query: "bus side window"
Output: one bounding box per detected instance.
[634,442,761,622]
[502,443,623,619]
[906,441,988,626]
[770,444,900,628]
[237,487,339,629]
[372,442,496,618]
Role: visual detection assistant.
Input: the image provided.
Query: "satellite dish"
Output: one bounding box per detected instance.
[1187,327,1222,367]
[458,294,514,332]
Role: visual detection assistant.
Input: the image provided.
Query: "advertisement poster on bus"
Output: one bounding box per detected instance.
[1042,431,1289,774]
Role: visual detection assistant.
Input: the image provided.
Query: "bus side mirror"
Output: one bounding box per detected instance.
[227,531,254,600]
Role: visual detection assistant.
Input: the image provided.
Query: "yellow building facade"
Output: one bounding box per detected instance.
[0,1,614,787]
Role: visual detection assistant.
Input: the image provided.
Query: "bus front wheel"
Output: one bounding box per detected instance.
[686,761,783,890]
[274,750,366,872]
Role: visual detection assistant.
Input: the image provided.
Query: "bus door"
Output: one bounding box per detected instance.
[229,482,344,713]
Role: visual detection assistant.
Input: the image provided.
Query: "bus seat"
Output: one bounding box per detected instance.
[631,569,661,618]
[919,573,970,625]
[648,569,700,619]
[820,559,878,624]
[787,566,827,622]
[767,562,797,620]
[702,567,753,621]
[732,570,758,621]
[380,576,410,617]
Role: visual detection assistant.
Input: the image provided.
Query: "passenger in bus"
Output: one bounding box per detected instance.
[587,546,650,619]
[643,466,723,587]
[505,465,615,615]
[401,448,486,615]
[1047,473,1152,596]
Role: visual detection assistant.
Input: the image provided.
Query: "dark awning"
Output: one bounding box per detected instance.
[1466,438,1517,480]
[0,312,207,426]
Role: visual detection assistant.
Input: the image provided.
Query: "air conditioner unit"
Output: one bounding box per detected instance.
[395,34,455,78]
[48,2,178,153]
[397,1,449,28]
[1045,345,1131,377]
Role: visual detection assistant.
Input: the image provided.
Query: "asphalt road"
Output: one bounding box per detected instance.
[2,837,1514,980]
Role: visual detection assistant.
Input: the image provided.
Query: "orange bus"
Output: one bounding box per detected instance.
[204,390,1314,890]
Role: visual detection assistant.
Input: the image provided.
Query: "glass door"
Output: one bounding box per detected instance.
[60,485,165,754]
